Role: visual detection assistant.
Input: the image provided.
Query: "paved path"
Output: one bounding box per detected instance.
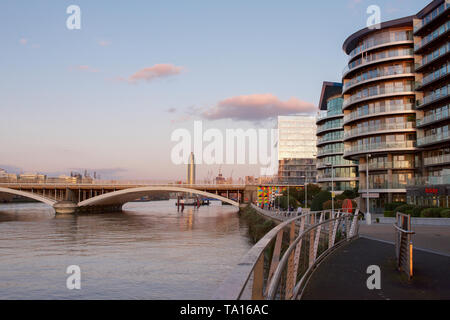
[302,237,450,300]
[359,223,450,255]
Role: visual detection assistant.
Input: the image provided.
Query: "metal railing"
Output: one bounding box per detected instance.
[394,212,415,279]
[213,206,360,300]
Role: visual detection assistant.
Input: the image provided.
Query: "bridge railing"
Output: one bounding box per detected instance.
[213,206,359,300]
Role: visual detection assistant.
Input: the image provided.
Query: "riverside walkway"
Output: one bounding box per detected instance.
[302,236,450,300]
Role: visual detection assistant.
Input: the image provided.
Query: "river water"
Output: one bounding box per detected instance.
[0,200,252,299]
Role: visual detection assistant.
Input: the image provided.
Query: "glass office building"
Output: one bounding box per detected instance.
[277,115,317,185]
[317,82,358,192]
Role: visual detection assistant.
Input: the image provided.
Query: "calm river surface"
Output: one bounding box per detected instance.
[0,200,252,299]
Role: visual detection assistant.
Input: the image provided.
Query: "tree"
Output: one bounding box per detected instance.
[310,190,332,211]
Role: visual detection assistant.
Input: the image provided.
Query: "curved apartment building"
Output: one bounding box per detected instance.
[317,82,358,192]
[342,17,418,212]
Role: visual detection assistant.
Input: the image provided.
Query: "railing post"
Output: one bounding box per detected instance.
[312,212,324,264]
[285,221,296,299]
[308,214,315,268]
[266,229,284,295]
[252,254,264,300]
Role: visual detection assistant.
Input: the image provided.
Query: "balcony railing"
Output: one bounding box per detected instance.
[343,84,415,108]
[349,31,412,58]
[418,62,449,88]
[344,141,416,155]
[344,122,416,140]
[343,48,413,76]
[317,160,357,168]
[414,21,450,52]
[424,154,450,166]
[414,2,449,33]
[416,87,450,108]
[417,131,450,146]
[343,103,414,123]
[317,147,344,156]
[417,109,450,127]
[317,134,343,145]
[317,122,343,134]
[359,161,415,171]
[343,65,414,91]
[316,110,342,122]
[416,42,450,70]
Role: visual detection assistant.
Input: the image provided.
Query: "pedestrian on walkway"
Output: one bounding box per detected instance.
[297,206,303,216]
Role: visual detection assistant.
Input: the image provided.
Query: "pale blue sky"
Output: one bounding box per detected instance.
[0,0,427,180]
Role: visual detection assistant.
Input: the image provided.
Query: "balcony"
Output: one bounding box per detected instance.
[416,88,450,109]
[359,161,415,171]
[317,135,343,146]
[348,31,413,59]
[424,154,450,166]
[317,160,357,169]
[417,131,450,147]
[343,84,415,109]
[344,141,416,157]
[417,110,450,127]
[343,48,414,77]
[316,111,343,123]
[316,122,343,134]
[414,2,449,35]
[415,42,450,72]
[343,103,414,124]
[344,122,416,140]
[414,21,450,53]
[416,62,449,90]
[343,65,414,93]
[317,147,344,157]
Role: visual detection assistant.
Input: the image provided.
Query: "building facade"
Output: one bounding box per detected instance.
[187,152,196,185]
[342,16,418,213]
[409,0,450,207]
[277,115,317,185]
[340,0,450,212]
[317,82,358,192]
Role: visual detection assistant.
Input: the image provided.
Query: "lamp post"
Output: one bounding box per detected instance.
[325,163,334,215]
[366,154,372,225]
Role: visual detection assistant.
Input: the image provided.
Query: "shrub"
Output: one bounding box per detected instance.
[395,204,416,214]
[384,202,406,211]
[411,206,426,217]
[323,199,342,210]
[440,209,450,218]
[384,210,395,217]
[311,190,331,211]
[420,208,443,218]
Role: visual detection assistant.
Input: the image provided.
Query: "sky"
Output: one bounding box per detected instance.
[0,0,427,181]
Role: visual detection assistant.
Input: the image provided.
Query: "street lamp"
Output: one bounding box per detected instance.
[366,154,372,225]
[325,163,334,215]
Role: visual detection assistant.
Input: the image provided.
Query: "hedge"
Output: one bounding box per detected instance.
[384,210,395,217]
[439,209,450,218]
[420,208,444,218]
[384,202,406,211]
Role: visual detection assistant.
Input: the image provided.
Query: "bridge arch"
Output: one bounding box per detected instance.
[0,187,57,207]
[78,186,240,207]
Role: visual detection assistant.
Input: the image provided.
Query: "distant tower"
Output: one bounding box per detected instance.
[187,152,196,185]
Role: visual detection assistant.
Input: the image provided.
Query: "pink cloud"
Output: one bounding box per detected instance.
[70,65,100,73]
[128,64,184,83]
[202,94,316,121]
[98,40,111,47]
[19,38,28,45]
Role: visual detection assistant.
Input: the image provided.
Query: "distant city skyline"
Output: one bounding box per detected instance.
[0,0,427,180]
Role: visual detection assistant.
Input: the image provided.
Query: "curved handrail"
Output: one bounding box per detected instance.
[213,206,358,300]
[266,210,359,300]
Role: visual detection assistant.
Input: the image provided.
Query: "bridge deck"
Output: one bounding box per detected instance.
[302,237,450,300]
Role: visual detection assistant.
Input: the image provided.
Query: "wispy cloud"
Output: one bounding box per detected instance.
[98,40,111,47]
[126,64,185,84]
[70,65,100,73]
[19,38,28,45]
[167,107,177,113]
[201,94,316,122]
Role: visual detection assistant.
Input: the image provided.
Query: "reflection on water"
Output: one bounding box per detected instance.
[0,200,251,299]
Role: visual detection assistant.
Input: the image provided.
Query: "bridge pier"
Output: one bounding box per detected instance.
[53,201,78,214]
